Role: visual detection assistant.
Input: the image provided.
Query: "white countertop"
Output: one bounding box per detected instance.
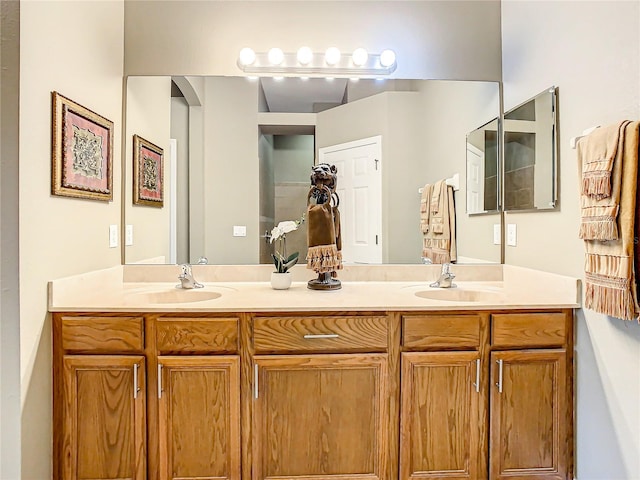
[48,264,581,313]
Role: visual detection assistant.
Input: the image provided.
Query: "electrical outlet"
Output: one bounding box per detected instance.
[125,225,134,246]
[233,225,247,237]
[109,224,118,248]
[507,223,517,247]
[493,224,501,245]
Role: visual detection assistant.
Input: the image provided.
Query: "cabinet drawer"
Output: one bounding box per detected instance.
[402,314,481,349]
[156,317,239,353]
[491,312,567,348]
[60,316,144,353]
[253,316,388,353]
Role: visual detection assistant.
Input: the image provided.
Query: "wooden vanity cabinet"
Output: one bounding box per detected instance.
[54,308,573,480]
[399,313,488,480]
[53,314,241,480]
[488,312,572,480]
[53,315,147,480]
[251,315,393,480]
[154,316,241,480]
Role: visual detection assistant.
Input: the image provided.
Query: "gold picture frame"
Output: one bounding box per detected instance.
[51,91,113,201]
[133,134,164,207]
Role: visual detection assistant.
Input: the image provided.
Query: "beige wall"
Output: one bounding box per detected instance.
[18,1,125,478]
[124,76,172,263]
[202,77,260,264]
[171,96,190,264]
[124,1,502,81]
[317,84,500,264]
[415,81,501,263]
[0,1,21,477]
[501,1,640,478]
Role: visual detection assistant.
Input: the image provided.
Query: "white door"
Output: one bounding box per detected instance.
[466,143,484,213]
[319,136,382,264]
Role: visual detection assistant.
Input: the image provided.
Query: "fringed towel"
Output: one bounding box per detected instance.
[421,180,457,264]
[306,187,342,274]
[581,121,640,321]
[578,121,630,240]
[579,121,627,199]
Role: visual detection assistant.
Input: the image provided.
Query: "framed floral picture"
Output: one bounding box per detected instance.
[51,91,114,201]
[133,134,164,207]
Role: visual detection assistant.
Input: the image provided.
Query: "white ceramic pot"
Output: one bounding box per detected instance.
[270,272,292,290]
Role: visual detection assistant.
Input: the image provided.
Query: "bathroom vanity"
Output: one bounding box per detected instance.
[49,264,579,480]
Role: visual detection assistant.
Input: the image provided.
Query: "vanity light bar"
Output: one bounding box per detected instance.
[237,47,397,76]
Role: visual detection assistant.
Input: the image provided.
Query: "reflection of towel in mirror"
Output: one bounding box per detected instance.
[582,121,640,321]
[421,180,457,264]
[306,192,342,274]
[578,121,630,240]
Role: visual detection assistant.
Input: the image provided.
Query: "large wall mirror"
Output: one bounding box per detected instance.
[123,76,501,266]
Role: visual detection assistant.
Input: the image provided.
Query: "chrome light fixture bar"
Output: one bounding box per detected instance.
[237,47,397,76]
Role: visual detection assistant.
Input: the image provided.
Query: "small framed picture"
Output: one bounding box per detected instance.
[133,134,164,207]
[51,91,113,201]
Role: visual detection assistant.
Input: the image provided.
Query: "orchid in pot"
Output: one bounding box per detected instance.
[270,215,304,289]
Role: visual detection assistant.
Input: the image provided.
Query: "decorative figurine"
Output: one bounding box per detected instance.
[306,163,342,290]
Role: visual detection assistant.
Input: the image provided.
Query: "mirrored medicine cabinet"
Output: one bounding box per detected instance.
[466,86,558,216]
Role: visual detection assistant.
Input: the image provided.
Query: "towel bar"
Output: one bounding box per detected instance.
[418,173,460,194]
[570,125,600,149]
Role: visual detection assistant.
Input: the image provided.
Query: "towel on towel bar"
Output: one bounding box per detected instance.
[578,120,630,240]
[581,121,640,321]
[420,180,457,264]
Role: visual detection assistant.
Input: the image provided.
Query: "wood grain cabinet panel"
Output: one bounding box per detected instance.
[253,316,388,353]
[158,356,240,480]
[400,351,486,480]
[253,354,389,480]
[491,313,566,348]
[59,355,146,480]
[61,316,144,353]
[402,314,481,349]
[156,317,239,353]
[490,350,568,480]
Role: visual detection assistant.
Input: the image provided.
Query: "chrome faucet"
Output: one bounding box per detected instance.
[177,264,204,289]
[430,263,456,288]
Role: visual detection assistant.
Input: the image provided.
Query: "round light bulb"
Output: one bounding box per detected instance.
[238,47,256,66]
[379,49,396,68]
[268,47,285,65]
[325,47,341,66]
[297,46,313,65]
[352,48,368,66]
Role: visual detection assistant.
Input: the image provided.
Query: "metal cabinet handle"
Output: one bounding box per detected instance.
[133,363,140,399]
[496,359,503,393]
[303,334,340,339]
[254,364,259,399]
[157,364,163,399]
[471,359,480,393]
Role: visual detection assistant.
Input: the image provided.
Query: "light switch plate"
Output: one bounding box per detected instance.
[493,224,501,245]
[125,225,134,246]
[233,225,247,237]
[507,223,517,247]
[109,224,118,248]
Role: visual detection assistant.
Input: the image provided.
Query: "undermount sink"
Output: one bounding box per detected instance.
[415,287,504,303]
[125,288,222,304]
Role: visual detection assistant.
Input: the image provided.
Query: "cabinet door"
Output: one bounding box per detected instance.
[60,355,146,480]
[253,354,390,480]
[157,356,240,480]
[490,350,568,480]
[400,352,486,480]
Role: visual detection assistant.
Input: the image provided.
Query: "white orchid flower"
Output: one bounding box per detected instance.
[270,220,299,243]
